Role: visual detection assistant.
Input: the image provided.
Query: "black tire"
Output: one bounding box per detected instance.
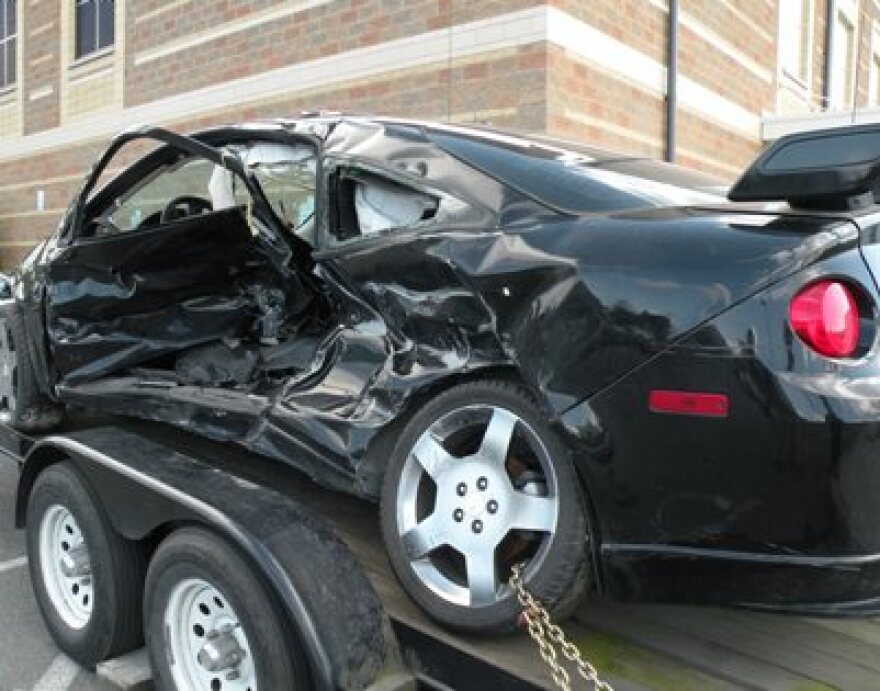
[5,304,64,432]
[26,462,147,668]
[145,527,309,691]
[380,378,591,634]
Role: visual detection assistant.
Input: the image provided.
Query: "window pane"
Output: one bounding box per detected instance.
[874,55,880,105]
[6,37,14,86]
[8,0,15,37]
[797,0,810,82]
[98,0,114,50]
[0,45,6,89]
[779,0,811,83]
[108,158,218,233]
[0,2,7,41]
[76,0,96,58]
[830,12,855,107]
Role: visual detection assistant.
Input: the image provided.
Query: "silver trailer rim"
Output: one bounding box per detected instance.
[38,505,93,629]
[0,318,17,424]
[164,578,257,691]
[396,405,560,607]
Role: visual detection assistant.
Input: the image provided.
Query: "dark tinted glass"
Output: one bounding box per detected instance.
[431,131,723,214]
[0,0,11,89]
[75,0,97,58]
[6,37,14,86]
[98,0,114,50]
[766,131,880,170]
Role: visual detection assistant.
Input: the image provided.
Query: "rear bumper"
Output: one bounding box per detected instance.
[602,544,880,615]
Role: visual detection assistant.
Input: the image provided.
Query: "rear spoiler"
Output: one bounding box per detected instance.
[728,124,880,210]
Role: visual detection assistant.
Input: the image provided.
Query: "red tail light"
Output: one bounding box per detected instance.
[789,280,860,358]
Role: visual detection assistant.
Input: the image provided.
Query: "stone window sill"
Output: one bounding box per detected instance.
[70,47,115,72]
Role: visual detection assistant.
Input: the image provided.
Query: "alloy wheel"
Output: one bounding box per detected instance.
[396,405,559,607]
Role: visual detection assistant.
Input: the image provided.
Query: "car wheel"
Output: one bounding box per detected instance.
[0,305,64,432]
[26,462,147,668]
[380,379,591,634]
[145,528,309,691]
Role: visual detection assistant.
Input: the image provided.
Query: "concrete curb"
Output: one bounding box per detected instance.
[96,649,153,691]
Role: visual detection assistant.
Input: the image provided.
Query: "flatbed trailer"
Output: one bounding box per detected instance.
[3,413,588,691]
[5,414,880,690]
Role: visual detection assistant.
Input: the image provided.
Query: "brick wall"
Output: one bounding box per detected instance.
[22,0,60,134]
[0,0,866,267]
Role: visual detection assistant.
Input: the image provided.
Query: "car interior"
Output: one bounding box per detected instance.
[49,137,441,402]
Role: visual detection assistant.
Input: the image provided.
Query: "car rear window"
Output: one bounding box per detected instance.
[429,130,725,214]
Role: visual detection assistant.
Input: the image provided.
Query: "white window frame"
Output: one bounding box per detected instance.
[779,0,815,88]
[870,24,880,106]
[0,0,16,90]
[828,0,860,110]
[74,0,115,61]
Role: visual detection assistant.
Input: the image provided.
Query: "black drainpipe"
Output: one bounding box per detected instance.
[666,0,679,162]
[823,0,835,109]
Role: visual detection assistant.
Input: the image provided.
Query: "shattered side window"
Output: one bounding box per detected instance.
[228,143,317,245]
[354,177,438,235]
[332,168,439,244]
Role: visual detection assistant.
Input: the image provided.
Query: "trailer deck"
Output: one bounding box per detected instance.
[4,414,880,690]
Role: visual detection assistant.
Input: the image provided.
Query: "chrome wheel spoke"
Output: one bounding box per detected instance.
[465,550,499,606]
[397,402,560,610]
[479,408,518,465]
[509,493,557,533]
[411,434,453,481]
[401,513,449,560]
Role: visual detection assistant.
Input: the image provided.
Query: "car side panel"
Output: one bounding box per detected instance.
[561,244,880,575]
[45,209,264,384]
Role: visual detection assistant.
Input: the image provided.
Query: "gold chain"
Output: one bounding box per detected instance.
[509,564,614,691]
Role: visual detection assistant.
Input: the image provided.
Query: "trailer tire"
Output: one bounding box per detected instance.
[145,527,309,691]
[25,462,147,668]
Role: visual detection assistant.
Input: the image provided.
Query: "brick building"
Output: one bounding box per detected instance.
[0,0,876,266]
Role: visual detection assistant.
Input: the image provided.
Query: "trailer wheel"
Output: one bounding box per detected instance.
[26,462,146,667]
[0,305,64,432]
[381,379,591,634]
[145,528,308,691]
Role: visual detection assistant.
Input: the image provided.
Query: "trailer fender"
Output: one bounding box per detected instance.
[15,428,397,691]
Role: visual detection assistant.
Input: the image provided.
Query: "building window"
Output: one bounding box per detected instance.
[829,1,858,109]
[0,0,15,90]
[779,0,813,85]
[871,30,880,107]
[75,0,114,60]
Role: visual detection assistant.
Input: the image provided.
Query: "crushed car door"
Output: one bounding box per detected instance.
[45,126,289,385]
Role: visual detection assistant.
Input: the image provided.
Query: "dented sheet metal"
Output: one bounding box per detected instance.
[21,115,880,614]
[26,117,849,501]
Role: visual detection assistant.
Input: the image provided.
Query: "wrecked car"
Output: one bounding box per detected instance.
[5,115,880,632]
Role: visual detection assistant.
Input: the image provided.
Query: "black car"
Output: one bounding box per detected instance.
[3,115,880,633]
